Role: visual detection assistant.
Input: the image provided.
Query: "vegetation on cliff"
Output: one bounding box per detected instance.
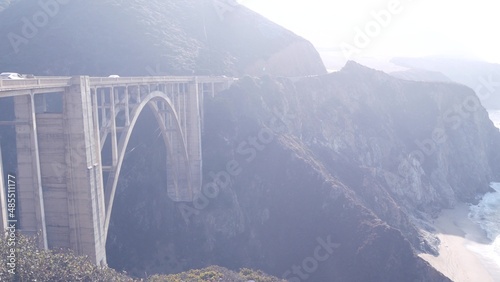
[0,0,325,77]
[107,71,459,281]
[0,233,284,281]
[0,233,130,281]
[0,1,498,281]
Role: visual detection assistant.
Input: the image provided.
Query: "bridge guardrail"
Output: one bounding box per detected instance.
[89,76,237,86]
[0,77,72,91]
[0,76,237,96]
[89,76,196,86]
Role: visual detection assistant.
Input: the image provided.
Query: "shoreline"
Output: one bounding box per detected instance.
[419,203,500,282]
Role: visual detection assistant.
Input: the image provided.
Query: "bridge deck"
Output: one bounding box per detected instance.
[0,76,236,97]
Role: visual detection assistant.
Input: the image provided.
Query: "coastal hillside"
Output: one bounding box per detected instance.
[108,62,499,280]
[0,0,326,76]
[1,1,499,281]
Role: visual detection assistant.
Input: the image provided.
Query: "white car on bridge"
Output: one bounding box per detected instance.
[0,72,24,79]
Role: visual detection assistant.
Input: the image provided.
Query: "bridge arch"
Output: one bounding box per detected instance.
[103,90,191,239]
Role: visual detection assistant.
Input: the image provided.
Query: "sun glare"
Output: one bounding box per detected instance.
[239,0,500,64]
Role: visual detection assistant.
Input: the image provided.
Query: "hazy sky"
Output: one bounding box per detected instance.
[239,0,500,65]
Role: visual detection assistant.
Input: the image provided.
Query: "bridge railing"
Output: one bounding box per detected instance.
[90,76,237,86]
[0,77,72,91]
[0,76,237,96]
[89,76,195,86]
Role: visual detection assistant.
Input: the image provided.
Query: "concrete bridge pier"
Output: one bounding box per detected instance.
[186,80,202,197]
[14,77,106,265]
[14,93,48,249]
[63,77,106,265]
[0,145,7,232]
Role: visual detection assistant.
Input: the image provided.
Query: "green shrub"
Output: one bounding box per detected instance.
[0,232,131,281]
[0,233,285,282]
[148,265,286,282]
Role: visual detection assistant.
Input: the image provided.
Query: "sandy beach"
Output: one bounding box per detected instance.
[419,203,500,282]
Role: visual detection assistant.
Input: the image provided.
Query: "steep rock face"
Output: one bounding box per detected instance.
[1,1,496,279]
[105,63,488,281]
[275,62,500,253]
[108,104,449,281]
[195,64,498,277]
[244,40,326,77]
[0,0,326,76]
[196,132,448,282]
[294,61,500,213]
[209,64,497,239]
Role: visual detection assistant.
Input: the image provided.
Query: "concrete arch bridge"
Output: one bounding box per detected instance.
[0,75,235,265]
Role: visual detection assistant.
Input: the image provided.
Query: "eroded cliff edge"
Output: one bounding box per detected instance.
[107,62,500,280]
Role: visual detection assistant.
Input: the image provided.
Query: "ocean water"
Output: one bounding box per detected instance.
[488,110,500,129]
[469,182,500,277]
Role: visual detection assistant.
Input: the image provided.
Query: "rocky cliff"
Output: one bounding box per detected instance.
[1,1,499,281]
[285,62,500,253]
[297,62,500,211]
[104,62,500,281]
[0,0,326,77]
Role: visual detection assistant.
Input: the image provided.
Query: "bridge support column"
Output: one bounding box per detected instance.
[62,76,106,265]
[14,94,48,248]
[186,80,202,197]
[0,145,7,231]
[13,77,106,264]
